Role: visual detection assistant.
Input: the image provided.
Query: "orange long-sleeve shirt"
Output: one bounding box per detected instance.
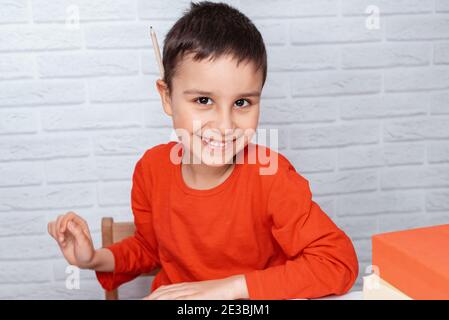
[96,142,359,299]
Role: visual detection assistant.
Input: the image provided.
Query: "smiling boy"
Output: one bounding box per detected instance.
[48,1,358,300]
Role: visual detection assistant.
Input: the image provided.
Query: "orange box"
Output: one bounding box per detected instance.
[372,224,449,300]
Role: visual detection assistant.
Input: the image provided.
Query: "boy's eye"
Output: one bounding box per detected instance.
[196,97,213,105]
[234,99,250,108]
[194,97,251,108]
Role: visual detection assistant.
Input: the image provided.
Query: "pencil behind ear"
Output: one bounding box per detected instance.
[150,26,164,80]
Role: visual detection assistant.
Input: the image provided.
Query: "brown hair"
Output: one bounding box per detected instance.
[162,1,267,94]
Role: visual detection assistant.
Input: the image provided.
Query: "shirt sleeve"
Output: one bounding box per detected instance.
[244,161,359,300]
[96,156,160,291]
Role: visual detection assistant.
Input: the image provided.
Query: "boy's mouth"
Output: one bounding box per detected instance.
[197,135,237,151]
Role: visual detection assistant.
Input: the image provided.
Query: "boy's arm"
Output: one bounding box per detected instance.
[95,157,160,291]
[88,248,115,272]
[243,165,359,300]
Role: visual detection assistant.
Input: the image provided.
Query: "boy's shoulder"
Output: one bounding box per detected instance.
[247,143,310,190]
[239,144,297,190]
[243,143,295,175]
[139,141,178,168]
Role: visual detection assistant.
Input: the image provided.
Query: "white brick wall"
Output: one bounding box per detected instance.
[0,0,448,299]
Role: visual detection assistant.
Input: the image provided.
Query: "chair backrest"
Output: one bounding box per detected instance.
[101,217,160,300]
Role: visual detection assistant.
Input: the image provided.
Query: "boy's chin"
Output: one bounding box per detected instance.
[198,152,236,167]
[183,141,247,166]
[201,160,234,167]
[184,147,236,167]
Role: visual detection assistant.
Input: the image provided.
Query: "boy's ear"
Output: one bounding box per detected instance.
[156,79,173,116]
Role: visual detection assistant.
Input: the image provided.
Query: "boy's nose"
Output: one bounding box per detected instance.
[214,109,235,134]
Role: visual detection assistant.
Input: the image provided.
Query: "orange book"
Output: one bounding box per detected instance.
[372,224,449,300]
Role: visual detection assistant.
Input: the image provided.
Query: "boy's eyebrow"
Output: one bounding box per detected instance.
[183,89,261,97]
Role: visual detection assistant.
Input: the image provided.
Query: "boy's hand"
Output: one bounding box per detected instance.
[143,275,249,300]
[48,211,96,269]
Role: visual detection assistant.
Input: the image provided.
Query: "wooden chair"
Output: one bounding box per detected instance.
[101,217,160,300]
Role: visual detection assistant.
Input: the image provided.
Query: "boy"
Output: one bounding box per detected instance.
[48,1,358,300]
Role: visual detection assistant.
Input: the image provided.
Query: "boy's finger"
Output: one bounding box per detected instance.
[55,215,65,241]
[62,215,91,242]
[47,221,57,239]
[48,222,67,248]
[67,220,88,245]
[76,216,92,241]
[60,212,78,233]
[61,213,88,235]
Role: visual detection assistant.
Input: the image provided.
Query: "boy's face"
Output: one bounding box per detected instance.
[157,53,263,167]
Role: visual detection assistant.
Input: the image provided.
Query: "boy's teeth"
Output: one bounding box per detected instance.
[202,136,228,148]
